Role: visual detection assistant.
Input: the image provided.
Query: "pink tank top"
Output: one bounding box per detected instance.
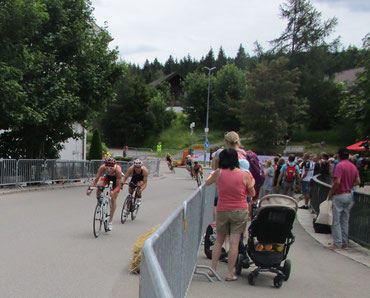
[217,169,248,211]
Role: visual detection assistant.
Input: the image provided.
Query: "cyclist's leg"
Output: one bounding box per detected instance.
[109,188,119,223]
[96,178,107,202]
[136,181,144,198]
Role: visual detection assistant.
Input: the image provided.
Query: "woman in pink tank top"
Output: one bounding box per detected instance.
[206,148,255,281]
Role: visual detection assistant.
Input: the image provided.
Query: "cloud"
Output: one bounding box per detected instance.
[91,0,370,65]
[313,0,370,12]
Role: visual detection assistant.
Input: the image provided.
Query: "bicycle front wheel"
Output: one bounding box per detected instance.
[103,200,111,232]
[121,196,130,224]
[131,198,140,221]
[93,203,102,238]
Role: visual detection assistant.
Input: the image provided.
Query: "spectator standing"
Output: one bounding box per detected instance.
[277,154,301,197]
[272,158,285,194]
[299,153,315,209]
[262,160,274,195]
[326,148,360,249]
[206,148,255,281]
[319,152,331,184]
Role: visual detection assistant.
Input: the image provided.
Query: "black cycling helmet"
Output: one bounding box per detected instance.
[104,157,116,167]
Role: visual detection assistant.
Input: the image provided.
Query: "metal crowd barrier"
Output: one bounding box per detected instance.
[140,184,216,298]
[0,158,161,187]
[311,175,370,247]
[0,159,17,186]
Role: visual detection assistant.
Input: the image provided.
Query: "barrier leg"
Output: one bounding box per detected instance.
[194,265,222,282]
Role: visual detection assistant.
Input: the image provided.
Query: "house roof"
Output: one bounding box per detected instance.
[148,71,184,87]
[333,67,365,86]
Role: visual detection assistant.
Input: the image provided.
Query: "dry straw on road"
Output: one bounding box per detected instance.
[130,225,160,274]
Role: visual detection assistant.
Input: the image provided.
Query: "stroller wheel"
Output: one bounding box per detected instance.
[273,275,283,288]
[235,254,243,276]
[282,259,291,281]
[248,273,256,285]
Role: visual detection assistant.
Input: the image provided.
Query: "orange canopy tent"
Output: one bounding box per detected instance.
[347,140,370,152]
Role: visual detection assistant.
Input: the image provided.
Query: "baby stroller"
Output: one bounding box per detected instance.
[235,194,298,288]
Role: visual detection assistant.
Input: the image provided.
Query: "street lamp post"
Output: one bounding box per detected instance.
[204,66,216,166]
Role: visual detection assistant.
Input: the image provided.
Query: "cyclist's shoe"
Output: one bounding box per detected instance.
[99,197,103,204]
[136,199,142,206]
[122,210,128,217]
[107,222,113,231]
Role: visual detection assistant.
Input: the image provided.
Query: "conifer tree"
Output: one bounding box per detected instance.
[89,129,103,160]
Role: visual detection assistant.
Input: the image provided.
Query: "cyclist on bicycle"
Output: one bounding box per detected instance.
[122,159,149,206]
[165,153,173,168]
[185,155,194,177]
[87,157,122,231]
[192,161,203,180]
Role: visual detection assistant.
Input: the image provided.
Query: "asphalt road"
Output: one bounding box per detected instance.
[1,162,369,297]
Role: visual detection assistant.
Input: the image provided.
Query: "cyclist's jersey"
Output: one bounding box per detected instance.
[101,165,121,189]
[131,168,144,184]
[193,165,201,172]
[166,156,172,162]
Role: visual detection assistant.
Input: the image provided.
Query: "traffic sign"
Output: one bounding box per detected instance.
[204,140,209,149]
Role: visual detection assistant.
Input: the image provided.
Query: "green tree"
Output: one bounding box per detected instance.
[0,0,121,158]
[201,48,215,68]
[211,64,247,130]
[239,57,302,148]
[101,73,175,147]
[164,55,177,75]
[88,129,103,160]
[234,43,249,70]
[270,0,338,54]
[338,34,370,137]
[182,71,209,126]
[215,46,227,70]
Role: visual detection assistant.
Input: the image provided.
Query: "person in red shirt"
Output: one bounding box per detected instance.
[326,148,361,249]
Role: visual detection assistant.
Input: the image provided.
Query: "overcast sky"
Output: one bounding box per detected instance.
[90,0,370,66]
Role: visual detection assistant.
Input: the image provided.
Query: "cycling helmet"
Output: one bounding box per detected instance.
[186,155,191,159]
[194,160,198,164]
[133,159,143,167]
[104,157,116,167]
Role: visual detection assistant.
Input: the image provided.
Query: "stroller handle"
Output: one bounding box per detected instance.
[258,194,298,212]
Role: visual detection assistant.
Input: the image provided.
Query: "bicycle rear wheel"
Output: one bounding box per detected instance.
[131,197,140,221]
[121,195,130,224]
[93,203,102,238]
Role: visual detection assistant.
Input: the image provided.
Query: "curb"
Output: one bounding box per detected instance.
[295,195,370,268]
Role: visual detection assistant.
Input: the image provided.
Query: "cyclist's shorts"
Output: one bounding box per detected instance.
[130,177,143,186]
[100,175,120,193]
[194,167,200,172]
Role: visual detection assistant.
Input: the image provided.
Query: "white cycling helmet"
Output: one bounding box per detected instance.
[186,155,191,159]
[133,159,143,167]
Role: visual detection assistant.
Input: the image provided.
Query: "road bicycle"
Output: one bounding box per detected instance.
[195,171,202,187]
[88,181,113,238]
[167,160,175,174]
[121,182,141,224]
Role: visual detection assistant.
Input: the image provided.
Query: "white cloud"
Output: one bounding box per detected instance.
[91,0,370,66]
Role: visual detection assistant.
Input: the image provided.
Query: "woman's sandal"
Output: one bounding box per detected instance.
[225,275,238,282]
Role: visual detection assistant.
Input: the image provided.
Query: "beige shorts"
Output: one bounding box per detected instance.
[216,209,248,235]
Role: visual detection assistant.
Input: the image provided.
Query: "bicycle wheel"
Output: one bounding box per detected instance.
[131,196,140,221]
[196,173,201,186]
[93,203,102,238]
[121,195,130,224]
[103,200,111,232]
